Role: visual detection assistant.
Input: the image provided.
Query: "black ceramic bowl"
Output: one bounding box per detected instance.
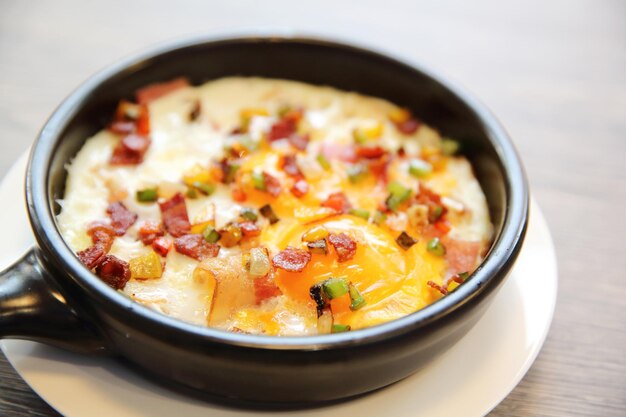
[0,35,528,405]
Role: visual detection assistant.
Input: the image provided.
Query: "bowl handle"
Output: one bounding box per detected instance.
[0,248,108,354]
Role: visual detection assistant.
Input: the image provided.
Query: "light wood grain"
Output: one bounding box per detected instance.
[0,0,624,416]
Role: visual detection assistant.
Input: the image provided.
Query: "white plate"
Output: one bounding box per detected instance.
[0,152,557,417]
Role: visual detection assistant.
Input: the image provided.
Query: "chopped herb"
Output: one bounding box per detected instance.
[426,237,446,256]
[192,181,216,196]
[252,171,266,191]
[347,164,368,183]
[259,204,279,224]
[408,159,433,178]
[202,225,221,243]
[323,278,350,299]
[349,284,366,310]
[316,154,331,171]
[136,187,158,203]
[331,324,351,333]
[396,231,417,250]
[307,239,328,255]
[441,139,460,155]
[349,208,370,220]
[240,207,258,222]
[386,181,412,211]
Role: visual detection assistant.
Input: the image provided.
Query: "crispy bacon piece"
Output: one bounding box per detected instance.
[138,220,165,245]
[442,238,481,275]
[328,233,357,262]
[321,192,352,213]
[174,234,220,261]
[291,179,309,198]
[86,222,116,252]
[280,154,303,178]
[239,221,261,237]
[108,121,136,135]
[288,133,309,151]
[416,185,448,223]
[77,245,107,270]
[367,155,391,183]
[106,202,138,236]
[268,118,297,142]
[159,193,191,237]
[272,247,312,272]
[426,280,448,295]
[135,77,190,105]
[152,236,172,257]
[356,145,386,159]
[395,118,421,135]
[136,105,150,136]
[95,255,131,290]
[254,275,282,304]
[110,134,151,165]
[263,172,282,197]
[320,143,357,163]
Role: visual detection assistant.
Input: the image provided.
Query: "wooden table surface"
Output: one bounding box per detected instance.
[1,1,624,415]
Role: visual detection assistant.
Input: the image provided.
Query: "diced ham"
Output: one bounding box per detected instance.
[106,202,138,236]
[138,220,165,245]
[254,275,282,304]
[135,77,190,105]
[159,193,191,237]
[328,233,357,262]
[110,134,151,165]
[321,192,352,213]
[272,247,312,272]
[95,255,131,290]
[174,234,220,261]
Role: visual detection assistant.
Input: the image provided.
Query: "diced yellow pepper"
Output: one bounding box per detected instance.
[183,164,212,187]
[129,250,163,280]
[191,220,215,235]
[302,225,329,242]
[388,107,412,124]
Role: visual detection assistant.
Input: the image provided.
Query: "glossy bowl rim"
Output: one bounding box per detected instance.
[26,32,529,351]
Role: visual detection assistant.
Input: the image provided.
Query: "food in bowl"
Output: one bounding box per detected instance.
[57,76,493,336]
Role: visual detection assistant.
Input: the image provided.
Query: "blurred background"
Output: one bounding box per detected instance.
[1,1,624,416]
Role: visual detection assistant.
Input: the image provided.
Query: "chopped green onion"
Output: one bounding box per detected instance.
[316,154,331,171]
[202,225,221,243]
[426,237,446,256]
[307,239,328,255]
[353,128,369,144]
[458,271,469,281]
[347,164,368,183]
[323,278,350,299]
[386,181,412,211]
[251,171,266,191]
[136,187,158,202]
[259,204,279,224]
[331,324,351,333]
[240,207,258,222]
[408,159,433,178]
[192,181,216,196]
[396,231,417,250]
[349,208,370,220]
[441,138,460,155]
[186,187,198,199]
[349,284,366,310]
[372,210,387,225]
[429,205,444,222]
[224,162,240,184]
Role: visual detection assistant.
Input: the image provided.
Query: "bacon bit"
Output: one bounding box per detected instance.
[263,172,282,197]
[443,238,481,275]
[291,179,309,198]
[395,118,421,135]
[174,234,220,261]
[280,154,303,178]
[366,154,391,183]
[232,186,247,202]
[152,236,172,257]
[268,117,297,142]
[108,121,136,135]
[77,245,107,270]
[110,134,151,165]
[240,221,261,237]
[288,133,309,151]
[272,247,312,272]
[416,185,448,223]
[159,193,191,237]
[136,105,150,136]
[254,275,282,304]
[86,223,115,250]
[356,145,386,159]
[321,143,357,163]
[397,147,406,157]
[189,100,201,121]
[135,77,190,105]
[321,192,352,214]
[427,280,448,295]
[328,233,357,262]
[106,202,138,236]
[138,220,165,245]
[95,255,131,290]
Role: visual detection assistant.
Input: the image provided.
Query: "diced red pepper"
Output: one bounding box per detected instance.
[159,193,191,237]
[321,192,352,213]
[356,145,386,159]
